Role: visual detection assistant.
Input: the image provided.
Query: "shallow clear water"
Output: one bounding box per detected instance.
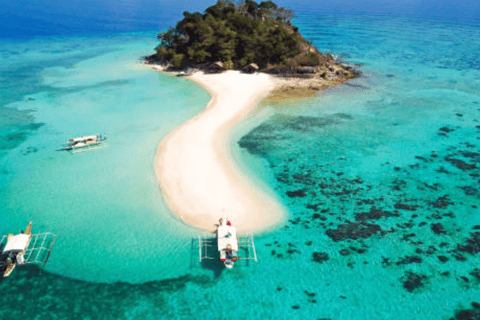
[1,5,480,320]
[0,33,211,283]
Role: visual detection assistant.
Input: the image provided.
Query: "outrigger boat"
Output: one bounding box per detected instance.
[60,134,107,153]
[0,222,56,279]
[198,218,257,269]
[217,218,239,269]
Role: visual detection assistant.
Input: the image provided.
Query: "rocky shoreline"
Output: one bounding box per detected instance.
[143,53,361,100]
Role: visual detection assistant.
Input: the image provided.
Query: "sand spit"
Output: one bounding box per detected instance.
[154,70,287,232]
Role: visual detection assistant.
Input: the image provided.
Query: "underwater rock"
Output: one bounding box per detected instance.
[431,223,447,235]
[400,233,416,241]
[286,189,307,198]
[438,255,449,263]
[381,257,391,267]
[457,232,480,255]
[461,151,480,158]
[453,254,467,261]
[432,195,454,209]
[454,309,480,320]
[305,203,320,211]
[355,206,399,221]
[472,302,480,309]
[415,156,431,163]
[435,166,451,174]
[409,163,420,169]
[350,246,367,254]
[292,305,300,309]
[402,272,427,293]
[339,249,350,256]
[312,252,329,263]
[424,245,437,255]
[326,222,382,241]
[394,202,418,211]
[312,213,327,221]
[396,256,422,265]
[459,186,479,196]
[356,199,374,205]
[423,182,440,191]
[440,126,455,133]
[445,157,477,171]
[304,290,316,298]
[471,269,480,281]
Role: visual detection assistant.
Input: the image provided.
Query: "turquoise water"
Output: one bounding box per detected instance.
[1,9,480,320]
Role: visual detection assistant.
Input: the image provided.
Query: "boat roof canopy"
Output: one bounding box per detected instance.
[217,225,238,251]
[69,135,98,142]
[3,234,31,252]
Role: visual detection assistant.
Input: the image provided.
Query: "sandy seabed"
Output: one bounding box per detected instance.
[154,70,287,232]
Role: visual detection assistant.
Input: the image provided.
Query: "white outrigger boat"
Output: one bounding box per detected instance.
[198,218,257,269]
[217,218,239,269]
[0,222,56,279]
[60,134,107,153]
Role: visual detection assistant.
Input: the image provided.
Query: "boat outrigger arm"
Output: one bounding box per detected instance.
[0,222,57,279]
[198,218,258,269]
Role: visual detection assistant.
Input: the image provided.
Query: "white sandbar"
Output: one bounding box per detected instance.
[155,70,287,232]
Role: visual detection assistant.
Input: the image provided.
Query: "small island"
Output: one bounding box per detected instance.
[146,0,358,96]
[150,1,359,233]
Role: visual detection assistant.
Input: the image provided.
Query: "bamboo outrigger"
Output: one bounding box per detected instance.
[198,218,257,269]
[0,222,56,279]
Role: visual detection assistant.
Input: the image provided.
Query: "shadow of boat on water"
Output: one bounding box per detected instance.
[190,238,225,279]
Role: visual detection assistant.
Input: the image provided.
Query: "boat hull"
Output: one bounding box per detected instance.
[1,222,33,278]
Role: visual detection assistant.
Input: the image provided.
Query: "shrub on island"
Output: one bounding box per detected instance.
[150,1,338,74]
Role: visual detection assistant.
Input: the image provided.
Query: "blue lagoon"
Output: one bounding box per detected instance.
[1,1,479,319]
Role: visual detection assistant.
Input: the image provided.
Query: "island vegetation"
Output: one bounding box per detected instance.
[146,0,358,96]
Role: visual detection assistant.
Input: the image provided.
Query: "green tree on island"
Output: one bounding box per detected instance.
[154,0,318,70]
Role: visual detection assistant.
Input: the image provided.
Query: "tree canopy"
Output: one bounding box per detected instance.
[155,0,304,69]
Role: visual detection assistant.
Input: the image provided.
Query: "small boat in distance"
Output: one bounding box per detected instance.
[0,222,57,279]
[60,134,107,153]
[217,218,238,269]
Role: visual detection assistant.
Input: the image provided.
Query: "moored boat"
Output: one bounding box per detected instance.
[60,134,107,153]
[0,222,57,280]
[0,222,33,277]
[217,218,238,269]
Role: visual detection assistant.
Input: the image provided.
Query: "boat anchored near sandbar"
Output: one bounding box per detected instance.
[59,134,107,153]
[198,218,257,269]
[0,222,57,279]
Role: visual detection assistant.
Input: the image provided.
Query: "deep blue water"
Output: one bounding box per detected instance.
[1,0,480,319]
[1,0,478,38]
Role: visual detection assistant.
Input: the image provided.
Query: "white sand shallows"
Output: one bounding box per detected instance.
[155,70,287,232]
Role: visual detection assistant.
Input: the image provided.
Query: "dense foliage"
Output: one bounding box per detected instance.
[155,0,304,69]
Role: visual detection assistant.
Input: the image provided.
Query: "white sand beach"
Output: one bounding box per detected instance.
[154,70,287,232]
